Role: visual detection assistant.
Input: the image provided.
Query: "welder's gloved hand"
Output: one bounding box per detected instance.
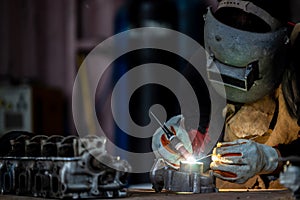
[210,139,279,184]
[152,115,193,169]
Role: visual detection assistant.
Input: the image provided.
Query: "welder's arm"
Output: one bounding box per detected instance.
[210,139,279,184]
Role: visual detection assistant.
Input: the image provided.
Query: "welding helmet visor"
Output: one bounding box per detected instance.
[204,0,288,103]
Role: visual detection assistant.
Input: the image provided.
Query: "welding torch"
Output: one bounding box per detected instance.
[150,111,193,161]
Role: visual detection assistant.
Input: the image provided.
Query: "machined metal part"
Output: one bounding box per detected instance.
[0,134,131,199]
[150,158,217,193]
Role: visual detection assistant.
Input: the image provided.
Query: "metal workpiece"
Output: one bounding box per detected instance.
[150,158,217,194]
[0,134,131,199]
[179,160,203,174]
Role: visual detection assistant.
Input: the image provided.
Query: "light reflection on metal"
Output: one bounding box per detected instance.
[180,160,203,174]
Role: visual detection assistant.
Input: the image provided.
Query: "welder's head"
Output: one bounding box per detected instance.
[204,0,289,103]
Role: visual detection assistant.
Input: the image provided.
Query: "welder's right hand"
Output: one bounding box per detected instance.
[210,139,279,183]
[152,115,193,169]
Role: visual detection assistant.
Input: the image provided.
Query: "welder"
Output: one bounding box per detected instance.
[151,0,300,189]
[205,0,300,188]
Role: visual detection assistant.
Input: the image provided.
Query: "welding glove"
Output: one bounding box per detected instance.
[152,115,193,169]
[210,139,279,184]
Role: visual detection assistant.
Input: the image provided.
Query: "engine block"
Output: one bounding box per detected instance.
[0,133,131,199]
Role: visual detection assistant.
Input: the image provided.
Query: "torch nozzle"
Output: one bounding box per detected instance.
[169,136,193,160]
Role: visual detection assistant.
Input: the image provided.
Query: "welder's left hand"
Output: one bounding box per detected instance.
[210,139,279,184]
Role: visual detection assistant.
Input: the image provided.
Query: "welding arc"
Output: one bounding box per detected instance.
[197,154,212,161]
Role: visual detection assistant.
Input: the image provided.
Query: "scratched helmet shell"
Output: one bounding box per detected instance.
[204,0,289,103]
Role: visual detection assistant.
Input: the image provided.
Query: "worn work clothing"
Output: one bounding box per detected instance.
[216,85,300,189]
[224,85,300,146]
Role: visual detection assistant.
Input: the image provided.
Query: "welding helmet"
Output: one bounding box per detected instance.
[204,0,289,103]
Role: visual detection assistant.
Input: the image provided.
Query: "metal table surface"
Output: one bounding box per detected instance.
[0,189,294,200]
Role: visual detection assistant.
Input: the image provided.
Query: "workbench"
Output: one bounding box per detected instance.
[0,189,294,200]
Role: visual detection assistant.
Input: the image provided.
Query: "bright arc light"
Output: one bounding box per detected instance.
[186,156,196,163]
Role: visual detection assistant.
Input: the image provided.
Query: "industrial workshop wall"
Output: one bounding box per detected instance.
[0,0,124,135]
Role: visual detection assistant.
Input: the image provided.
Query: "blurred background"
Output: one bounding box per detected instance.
[0,0,299,185]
